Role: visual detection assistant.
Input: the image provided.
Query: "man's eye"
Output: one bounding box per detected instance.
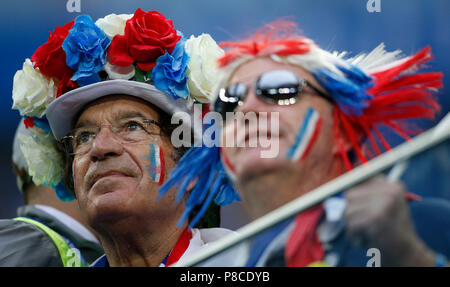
[76,132,94,145]
[125,121,144,132]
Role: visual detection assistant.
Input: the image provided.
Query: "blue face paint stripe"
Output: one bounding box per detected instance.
[149,144,157,181]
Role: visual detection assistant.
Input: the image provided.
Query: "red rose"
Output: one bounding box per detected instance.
[56,74,79,98]
[31,20,79,97]
[108,9,181,71]
[31,20,74,79]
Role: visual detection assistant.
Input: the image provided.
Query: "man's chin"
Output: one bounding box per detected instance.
[87,182,138,225]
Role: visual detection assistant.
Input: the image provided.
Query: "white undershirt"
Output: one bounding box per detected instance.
[174,227,237,267]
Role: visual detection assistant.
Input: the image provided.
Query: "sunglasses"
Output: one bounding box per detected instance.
[214,69,330,118]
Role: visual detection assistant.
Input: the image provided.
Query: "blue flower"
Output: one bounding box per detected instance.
[151,38,190,99]
[32,116,51,134]
[62,15,110,86]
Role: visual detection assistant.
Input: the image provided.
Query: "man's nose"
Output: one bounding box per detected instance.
[238,86,271,114]
[89,127,124,162]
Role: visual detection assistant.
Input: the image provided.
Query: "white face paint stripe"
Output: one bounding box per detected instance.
[292,111,320,162]
[288,108,321,162]
[298,116,322,162]
[154,144,161,184]
[149,144,162,184]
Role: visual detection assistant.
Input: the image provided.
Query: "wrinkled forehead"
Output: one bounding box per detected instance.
[228,57,326,94]
[75,94,161,128]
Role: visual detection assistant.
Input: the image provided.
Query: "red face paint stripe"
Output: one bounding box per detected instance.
[299,118,322,162]
[158,147,165,186]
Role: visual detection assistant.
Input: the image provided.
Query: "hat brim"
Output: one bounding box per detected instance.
[46,80,196,141]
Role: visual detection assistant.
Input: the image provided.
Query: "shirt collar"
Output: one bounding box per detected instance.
[33,204,100,244]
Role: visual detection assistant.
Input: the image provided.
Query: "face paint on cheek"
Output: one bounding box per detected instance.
[147,144,165,185]
[286,107,322,162]
[159,147,165,185]
[220,147,237,183]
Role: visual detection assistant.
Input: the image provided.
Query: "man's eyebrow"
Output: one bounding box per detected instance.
[74,118,96,129]
[74,111,151,129]
[112,111,150,121]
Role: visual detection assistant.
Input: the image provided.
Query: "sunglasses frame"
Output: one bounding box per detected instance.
[215,69,331,116]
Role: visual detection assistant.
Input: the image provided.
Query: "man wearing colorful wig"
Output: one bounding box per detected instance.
[12,9,233,267]
[160,20,450,266]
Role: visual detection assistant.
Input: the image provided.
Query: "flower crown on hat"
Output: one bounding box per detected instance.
[159,20,444,227]
[11,8,224,201]
[14,117,71,201]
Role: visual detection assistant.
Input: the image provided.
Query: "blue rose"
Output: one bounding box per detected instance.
[151,38,190,99]
[62,15,110,86]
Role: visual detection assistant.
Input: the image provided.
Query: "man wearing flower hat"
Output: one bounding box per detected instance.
[0,120,103,267]
[12,9,233,267]
[161,20,450,267]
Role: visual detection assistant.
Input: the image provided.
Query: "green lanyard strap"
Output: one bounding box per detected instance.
[13,217,85,267]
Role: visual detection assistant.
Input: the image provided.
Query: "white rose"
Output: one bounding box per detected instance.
[18,131,64,188]
[95,13,133,39]
[185,34,225,103]
[12,59,56,118]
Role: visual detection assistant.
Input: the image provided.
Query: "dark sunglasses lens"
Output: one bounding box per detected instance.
[214,83,246,117]
[256,70,302,102]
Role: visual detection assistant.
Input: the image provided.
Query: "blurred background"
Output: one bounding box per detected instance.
[1,0,449,230]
